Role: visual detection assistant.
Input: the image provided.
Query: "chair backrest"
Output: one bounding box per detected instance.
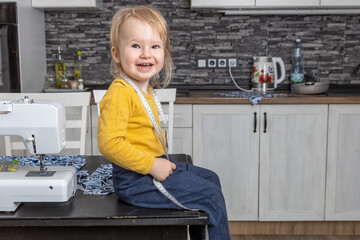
[154,88,176,154]
[93,88,176,154]
[93,90,107,116]
[0,92,91,156]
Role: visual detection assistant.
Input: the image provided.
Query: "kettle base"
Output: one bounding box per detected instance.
[252,83,275,92]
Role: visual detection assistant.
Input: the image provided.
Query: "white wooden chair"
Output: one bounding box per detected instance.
[0,92,91,156]
[154,88,176,154]
[93,90,107,116]
[93,88,176,154]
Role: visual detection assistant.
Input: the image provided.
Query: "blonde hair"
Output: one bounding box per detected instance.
[110,5,173,88]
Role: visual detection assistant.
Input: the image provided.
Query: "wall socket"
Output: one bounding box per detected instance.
[218,59,227,68]
[229,59,237,67]
[197,58,237,68]
[208,59,217,68]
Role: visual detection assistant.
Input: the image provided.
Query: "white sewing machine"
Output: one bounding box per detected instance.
[0,97,77,212]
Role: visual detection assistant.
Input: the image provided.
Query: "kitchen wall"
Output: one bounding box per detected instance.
[44,0,360,89]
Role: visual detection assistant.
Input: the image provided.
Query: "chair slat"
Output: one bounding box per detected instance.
[0,92,91,156]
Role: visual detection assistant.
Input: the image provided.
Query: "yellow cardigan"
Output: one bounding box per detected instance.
[97,79,165,175]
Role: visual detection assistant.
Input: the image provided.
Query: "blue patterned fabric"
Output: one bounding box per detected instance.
[78,164,114,195]
[0,155,85,170]
[215,91,287,105]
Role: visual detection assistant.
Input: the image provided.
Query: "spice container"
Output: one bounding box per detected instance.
[60,74,71,89]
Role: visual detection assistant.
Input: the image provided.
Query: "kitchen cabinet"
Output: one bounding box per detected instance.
[162,104,193,156]
[191,0,254,8]
[325,104,360,220]
[193,104,328,221]
[259,104,328,221]
[3,0,47,93]
[193,105,260,220]
[191,0,360,12]
[256,0,319,7]
[321,0,360,6]
[32,0,103,9]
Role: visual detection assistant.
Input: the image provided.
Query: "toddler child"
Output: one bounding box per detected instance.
[98,5,231,239]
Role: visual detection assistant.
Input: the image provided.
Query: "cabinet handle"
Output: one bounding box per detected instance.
[253,112,257,133]
[263,112,267,133]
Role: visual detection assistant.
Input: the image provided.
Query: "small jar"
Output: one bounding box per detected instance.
[71,80,78,89]
[60,75,71,89]
[78,78,85,90]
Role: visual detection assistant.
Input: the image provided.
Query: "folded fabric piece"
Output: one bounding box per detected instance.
[78,164,114,195]
[215,91,287,105]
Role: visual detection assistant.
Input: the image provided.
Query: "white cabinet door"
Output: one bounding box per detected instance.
[191,0,255,8]
[321,0,360,6]
[326,104,360,220]
[193,105,260,220]
[259,104,328,221]
[256,0,319,7]
[173,128,192,156]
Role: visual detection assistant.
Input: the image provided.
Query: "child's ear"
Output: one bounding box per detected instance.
[111,47,120,63]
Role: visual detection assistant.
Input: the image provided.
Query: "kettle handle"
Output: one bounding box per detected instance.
[272,58,285,88]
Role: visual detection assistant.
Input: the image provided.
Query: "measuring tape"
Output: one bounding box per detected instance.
[124,76,168,158]
[125,76,209,239]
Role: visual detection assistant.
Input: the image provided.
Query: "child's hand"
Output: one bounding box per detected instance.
[148,158,176,182]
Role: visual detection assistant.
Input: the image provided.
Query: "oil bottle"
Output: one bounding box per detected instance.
[55,46,66,89]
[74,49,83,81]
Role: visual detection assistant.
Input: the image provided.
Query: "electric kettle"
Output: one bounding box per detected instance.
[251,57,285,91]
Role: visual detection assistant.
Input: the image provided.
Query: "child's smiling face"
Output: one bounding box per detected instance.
[112,17,165,91]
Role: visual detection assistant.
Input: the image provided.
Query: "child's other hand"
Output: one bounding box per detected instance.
[148,158,176,182]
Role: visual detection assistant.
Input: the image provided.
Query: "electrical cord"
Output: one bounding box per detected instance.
[229,65,253,92]
[4,98,24,105]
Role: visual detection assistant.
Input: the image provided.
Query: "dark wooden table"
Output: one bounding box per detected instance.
[0,155,208,240]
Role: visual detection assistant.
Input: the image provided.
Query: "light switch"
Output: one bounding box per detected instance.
[197,59,206,68]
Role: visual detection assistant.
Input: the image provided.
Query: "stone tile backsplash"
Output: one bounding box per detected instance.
[44,0,360,89]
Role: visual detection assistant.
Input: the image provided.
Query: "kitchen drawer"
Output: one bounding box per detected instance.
[162,104,192,128]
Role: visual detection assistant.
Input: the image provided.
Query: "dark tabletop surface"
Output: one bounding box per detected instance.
[0,155,208,227]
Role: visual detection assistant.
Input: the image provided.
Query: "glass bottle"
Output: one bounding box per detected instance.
[74,49,83,81]
[44,74,55,89]
[55,46,66,89]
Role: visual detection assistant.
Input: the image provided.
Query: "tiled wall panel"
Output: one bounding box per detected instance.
[44,0,360,88]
